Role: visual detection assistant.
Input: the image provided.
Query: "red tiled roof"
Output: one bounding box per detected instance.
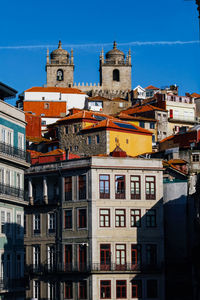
[25,86,85,94]
[121,104,167,115]
[159,135,174,143]
[191,92,200,98]
[56,110,115,123]
[82,118,152,135]
[87,96,111,101]
[168,159,188,165]
[118,112,156,122]
[145,85,160,90]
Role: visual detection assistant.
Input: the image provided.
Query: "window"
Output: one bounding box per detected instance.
[100,244,111,270]
[33,245,40,270]
[48,282,56,300]
[47,246,56,271]
[1,211,5,234]
[18,133,24,150]
[65,245,72,271]
[150,122,155,129]
[65,281,73,299]
[139,121,145,128]
[116,244,126,270]
[193,154,200,162]
[96,135,100,144]
[33,214,40,234]
[33,280,40,299]
[99,175,110,199]
[130,176,140,199]
[79,244,87,271]
[145,176,156,200]
[79,175,86,200]
[115,175,125,199]
[79,281,87,299]
[100,209,110,227]
[16,253,22,278]
[74,145,79,151]
[78,209,87,229]
[100,280,111,299]
[147,280,158,298]
[115,209,126,227]
[65,177,72,201]
[116,280,127,298]
[73,125,78,133]
[57,69,64,81]
[44,103,50,109]
[48,212,56,233]
[146,244,157,265]
[87,136,92,145]
[16,213,23,235]
[131,209,141,227]
[146,209,156,227]
[131,244,141,267]
[65,126,68,134]
[113,69,120,82]
[64,210,72,229]
[152,135,155,143]
[132,280,142,298]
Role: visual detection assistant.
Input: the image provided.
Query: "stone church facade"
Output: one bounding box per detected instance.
[46,41,132,99]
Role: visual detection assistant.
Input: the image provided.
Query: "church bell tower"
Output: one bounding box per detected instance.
[46,41,74,87]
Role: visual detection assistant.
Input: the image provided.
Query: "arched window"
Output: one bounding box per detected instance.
[113,69,120,82]
[57,69,64,81]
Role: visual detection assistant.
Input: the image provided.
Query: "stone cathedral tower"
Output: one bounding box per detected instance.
[99,41,132,91]
[46,41,74,87]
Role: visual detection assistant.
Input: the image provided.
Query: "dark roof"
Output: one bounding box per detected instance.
[0,82,17,100]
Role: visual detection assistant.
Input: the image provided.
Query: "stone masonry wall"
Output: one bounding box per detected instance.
[46,65,74,87]
[58,122,107,156]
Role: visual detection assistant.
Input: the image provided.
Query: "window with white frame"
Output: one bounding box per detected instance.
[48,212,56,233]
[33,280,40,299]
[47,245,56,270]
[33,245,40,269]
[0,209,12,235]
[1,126,13,145]
[48,282,56,300]
[16,212,23,236]
[0,168,4,184]
[33,214,40,234]
[18,133,24,150]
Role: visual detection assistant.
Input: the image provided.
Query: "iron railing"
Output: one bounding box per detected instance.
[26,262,162,274]
[0,142,29,162]
[0,183,24,199]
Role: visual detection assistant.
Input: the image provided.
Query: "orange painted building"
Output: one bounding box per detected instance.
[25,112,41,138]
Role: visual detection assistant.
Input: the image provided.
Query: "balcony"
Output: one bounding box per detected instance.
[0,183,24,199]
[26,262,162,274]
[0,142,30,162]
[0,277,28,292]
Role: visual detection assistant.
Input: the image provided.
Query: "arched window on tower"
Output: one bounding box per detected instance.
[113,69,120,82]
[57,69,64,81]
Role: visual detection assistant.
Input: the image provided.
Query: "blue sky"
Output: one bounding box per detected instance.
[0,0,199,105]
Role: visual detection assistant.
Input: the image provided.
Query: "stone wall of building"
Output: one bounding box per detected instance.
[100,65,132,90]
[58,123,107,156]
[46,64,74,87]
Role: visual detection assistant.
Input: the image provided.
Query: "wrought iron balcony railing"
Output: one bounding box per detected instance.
[0,142,30,162]
[26,262,162,274]
[0,183,24,199]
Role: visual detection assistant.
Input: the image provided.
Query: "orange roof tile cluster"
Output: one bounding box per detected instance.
[163,160,188,175]
[26,136,50,143]
[82,118,152,135]
[168,159,188,165]
[145,85,160,90]
[25,86,85,94]
[191,92,200,98]
[159,135,174,143]
[28,149,80,159]
[118,112,156,122]
[122,104,167,115]
[56,110,115,124]
[87,96,111,101]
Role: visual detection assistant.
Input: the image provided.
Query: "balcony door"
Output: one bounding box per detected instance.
[100,244,111,270]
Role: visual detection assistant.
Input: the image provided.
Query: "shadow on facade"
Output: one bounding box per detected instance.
[0,222,28,300]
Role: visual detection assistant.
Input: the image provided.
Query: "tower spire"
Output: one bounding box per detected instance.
[113,41,117,49]
[46,48,49,64]
[58,40,62,49]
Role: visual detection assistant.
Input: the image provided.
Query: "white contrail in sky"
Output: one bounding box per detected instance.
[0,40,199,50]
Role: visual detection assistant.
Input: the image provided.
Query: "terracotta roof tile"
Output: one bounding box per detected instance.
[118,112,156,122]
[82,119,152,135]
[145,85,160,90]
[122,104,167,115]
[55,110,115,123]
[191,92,200,98]
[25,86,85,94]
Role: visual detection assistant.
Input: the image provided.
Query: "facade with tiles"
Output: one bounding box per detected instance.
[25,155,165,300]
[0,100,30,299]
